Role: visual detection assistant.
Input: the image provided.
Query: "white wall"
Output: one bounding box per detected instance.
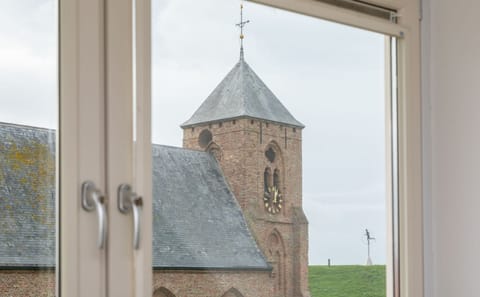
[422,1,480,296]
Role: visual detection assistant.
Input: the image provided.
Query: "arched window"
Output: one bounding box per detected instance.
[153,287,176,297]
[275,250,282,292]
[267,230,286,296]
[264,142,284,215]
[221,288,244,297]
[264,167,272,193]
[198,129,212,148]
[273,169,280,190]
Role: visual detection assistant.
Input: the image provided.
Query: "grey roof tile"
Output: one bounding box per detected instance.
[0,123,56,267]
[182,58,304,128]
[0,123,269,270]
[152,145,270,269]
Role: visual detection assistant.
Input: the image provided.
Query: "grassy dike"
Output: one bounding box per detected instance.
[309,265,386,297]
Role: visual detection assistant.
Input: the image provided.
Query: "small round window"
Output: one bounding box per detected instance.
[198,129,213,148]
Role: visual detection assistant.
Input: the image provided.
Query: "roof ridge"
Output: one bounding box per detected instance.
[239,59,249,115]
[152,144,213,158]
[0,122,56,132]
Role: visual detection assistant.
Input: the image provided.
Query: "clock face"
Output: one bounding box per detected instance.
[264,186,282,214]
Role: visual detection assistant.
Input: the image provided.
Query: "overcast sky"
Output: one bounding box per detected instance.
[152,0,387,265]
[1,0,387,265]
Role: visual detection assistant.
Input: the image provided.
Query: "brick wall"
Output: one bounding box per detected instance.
[0,270,55,297]
[183,118,310,297]
[0,269,272,297]
[153,270,273,297]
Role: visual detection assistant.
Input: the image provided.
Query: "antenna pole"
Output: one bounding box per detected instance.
[236,3,250,60]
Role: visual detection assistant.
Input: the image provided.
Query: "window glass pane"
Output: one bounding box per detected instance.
[0,1,58,296]
[151,1,388,296]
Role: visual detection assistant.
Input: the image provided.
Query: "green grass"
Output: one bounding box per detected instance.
[309,265,386,297]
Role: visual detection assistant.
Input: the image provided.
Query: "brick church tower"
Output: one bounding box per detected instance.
[181,47,310,297]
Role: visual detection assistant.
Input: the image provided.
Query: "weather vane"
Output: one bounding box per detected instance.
[236,3,250,60]
[364,229,376,265]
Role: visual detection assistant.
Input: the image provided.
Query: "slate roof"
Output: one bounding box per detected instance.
[152,145,269,270]
[0,123,269,270]
[182,57,304,128]
[0,123,56,268]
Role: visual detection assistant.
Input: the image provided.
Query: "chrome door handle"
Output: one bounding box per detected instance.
[117,183,143,249]
[81,181,107,249]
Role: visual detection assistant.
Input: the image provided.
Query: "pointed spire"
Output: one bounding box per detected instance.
[181,56,305,129]
[236,3,250,60]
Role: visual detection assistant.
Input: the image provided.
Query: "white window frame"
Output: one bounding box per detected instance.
[60,0,107,296]
[60,0,151,296]
[59,0,422,296]
[247,1,423,297]
[60,0,153,296]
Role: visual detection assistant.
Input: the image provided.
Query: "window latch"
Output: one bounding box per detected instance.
[117,184,143,250]
[81,181,107,249]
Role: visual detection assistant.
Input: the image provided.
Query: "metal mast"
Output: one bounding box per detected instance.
[236,3,250,60]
